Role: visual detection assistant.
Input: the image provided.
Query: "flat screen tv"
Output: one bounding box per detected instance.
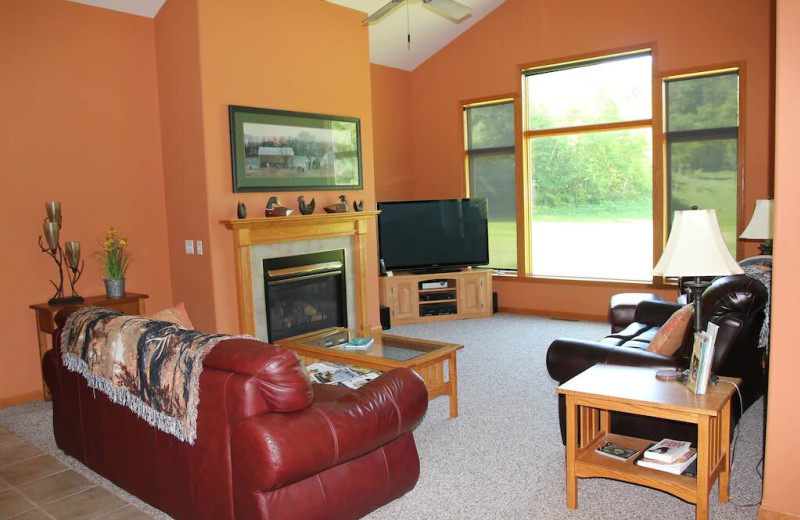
[377,199,489,273]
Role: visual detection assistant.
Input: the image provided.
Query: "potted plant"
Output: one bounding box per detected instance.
[98,227,131,299]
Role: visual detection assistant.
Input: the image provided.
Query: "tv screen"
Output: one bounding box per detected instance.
[377,199,489,272]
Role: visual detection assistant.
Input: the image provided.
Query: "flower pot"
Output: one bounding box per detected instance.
[104,278,125,299]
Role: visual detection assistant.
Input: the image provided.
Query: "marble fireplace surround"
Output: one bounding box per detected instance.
[222,212,378,341]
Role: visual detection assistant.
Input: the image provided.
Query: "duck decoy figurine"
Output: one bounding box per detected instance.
[324,195,349,213]
[264,196,293,217]
[298,195,316,215]
[353,199,364,212]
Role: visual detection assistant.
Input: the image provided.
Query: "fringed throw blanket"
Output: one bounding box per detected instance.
[61,306,234,444]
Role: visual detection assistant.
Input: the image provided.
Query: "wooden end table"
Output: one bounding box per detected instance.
[276,327,463,417]
[30,292,149,400]
[556,364,739,520]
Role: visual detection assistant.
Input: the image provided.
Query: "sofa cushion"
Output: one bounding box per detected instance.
[646,304,694,356]
[145,302,194,329]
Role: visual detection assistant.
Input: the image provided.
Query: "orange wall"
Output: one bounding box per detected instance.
[0,0,173,405]
[374,0,773,320]
[154,0,217,331]
[761,0,800,517]
[191,0,380,334]
[371,64,415,202]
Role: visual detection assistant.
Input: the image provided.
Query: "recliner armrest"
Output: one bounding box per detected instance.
[230,368,427,491]
[546,339,615,383]
[546,338,685,384]
[633,300,683,326]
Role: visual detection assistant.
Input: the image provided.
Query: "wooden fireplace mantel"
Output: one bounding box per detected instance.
[221,211,379,337]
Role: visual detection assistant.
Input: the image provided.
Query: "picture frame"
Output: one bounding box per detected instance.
[229,105,363,192]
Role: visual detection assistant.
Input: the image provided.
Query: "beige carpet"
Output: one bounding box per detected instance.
[0,313,765,519]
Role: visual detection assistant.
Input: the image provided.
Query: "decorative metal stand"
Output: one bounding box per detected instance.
[38,201,84,305]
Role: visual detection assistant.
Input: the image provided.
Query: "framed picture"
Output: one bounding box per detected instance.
[229,105,363,192]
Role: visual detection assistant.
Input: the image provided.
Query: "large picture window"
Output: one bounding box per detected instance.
[464,100,517,270]
[664,71,739,255]
[523,52,653,281]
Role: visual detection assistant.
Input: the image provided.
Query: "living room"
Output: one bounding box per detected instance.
[1,0,798,518]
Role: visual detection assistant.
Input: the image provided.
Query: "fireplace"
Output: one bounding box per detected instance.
[263,250,347,341]
[222,212,377,340]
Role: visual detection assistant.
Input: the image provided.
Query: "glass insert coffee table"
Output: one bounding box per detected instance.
[276,327,463,417]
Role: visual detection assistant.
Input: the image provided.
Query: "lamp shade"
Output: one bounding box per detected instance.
[739,199,774,240]
[653,209,743,277]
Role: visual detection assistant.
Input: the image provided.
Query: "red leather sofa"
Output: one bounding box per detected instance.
[43,309,428,520]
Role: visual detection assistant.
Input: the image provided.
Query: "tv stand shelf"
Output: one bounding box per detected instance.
[379,269,492,326]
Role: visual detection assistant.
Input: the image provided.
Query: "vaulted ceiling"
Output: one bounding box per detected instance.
[63,0,506,70]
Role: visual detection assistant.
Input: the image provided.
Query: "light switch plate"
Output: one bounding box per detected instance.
[185,240,194,254]
[196,240,203,255]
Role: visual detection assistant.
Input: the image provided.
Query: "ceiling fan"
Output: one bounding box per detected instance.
[363,0,472,24]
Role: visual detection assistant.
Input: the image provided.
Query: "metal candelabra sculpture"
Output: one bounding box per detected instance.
[38,201,84,304]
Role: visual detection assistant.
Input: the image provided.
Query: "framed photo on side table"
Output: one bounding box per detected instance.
[228,105,363,192]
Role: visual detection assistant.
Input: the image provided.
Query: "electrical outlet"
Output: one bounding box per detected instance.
[196,240,203,255]
[185,240,194,254]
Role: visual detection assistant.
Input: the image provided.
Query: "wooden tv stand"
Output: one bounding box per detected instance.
[379,269,492,326]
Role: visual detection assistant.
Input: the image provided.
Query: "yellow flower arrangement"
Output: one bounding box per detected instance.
[98,227,132,280]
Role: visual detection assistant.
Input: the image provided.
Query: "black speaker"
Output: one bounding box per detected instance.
[380,306,391,330]
[492,292,498,313]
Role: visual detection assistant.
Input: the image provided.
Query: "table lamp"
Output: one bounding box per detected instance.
[739,199,774,255]
[653,208,743,334]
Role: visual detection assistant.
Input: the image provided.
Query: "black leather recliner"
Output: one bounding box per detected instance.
[546,273,769,445]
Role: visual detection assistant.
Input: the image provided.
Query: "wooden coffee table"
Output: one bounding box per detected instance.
[276,327,463,417]
[556,364,739,520]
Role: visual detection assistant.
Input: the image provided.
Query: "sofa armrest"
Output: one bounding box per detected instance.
[203,338,313,413]
[230,368,427,491]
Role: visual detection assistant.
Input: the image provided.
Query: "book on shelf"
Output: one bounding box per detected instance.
[305,361,381,390]
[643,438,693,463]
[685,324,717,395]
[595,441,639,461]
[636,447,697,475]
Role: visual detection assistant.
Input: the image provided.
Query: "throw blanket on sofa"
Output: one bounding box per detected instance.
[61,306,234,444]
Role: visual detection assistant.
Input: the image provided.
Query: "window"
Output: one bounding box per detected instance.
[523,52,653,281]
[664,71,739,255]
[464,100,517,270]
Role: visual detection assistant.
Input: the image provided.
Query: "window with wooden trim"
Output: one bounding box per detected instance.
[464,100,517,270]
[664,71,740,256]
[523,51,654,281]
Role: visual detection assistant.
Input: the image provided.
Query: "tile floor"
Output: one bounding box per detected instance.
[0,426,155,520]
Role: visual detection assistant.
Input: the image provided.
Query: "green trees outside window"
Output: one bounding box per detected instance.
[665,72,739,254]
[463,51,740,283]
[524,52,654,281]
[465,101,517,270]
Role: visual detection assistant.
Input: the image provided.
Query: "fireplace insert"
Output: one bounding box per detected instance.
[263,250,347,342]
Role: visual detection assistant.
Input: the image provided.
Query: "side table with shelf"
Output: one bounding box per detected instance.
[556,364,738,520]
[30,292,149,400]
[379,269,492,326]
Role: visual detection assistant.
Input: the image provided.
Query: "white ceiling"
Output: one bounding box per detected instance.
[63,0,505,71]
[325,0,506,70]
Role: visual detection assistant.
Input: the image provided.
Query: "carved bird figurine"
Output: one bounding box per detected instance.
[324,195,349,213]
[298,196,316,215]
[265,196,293,217]
[353,199,364,212]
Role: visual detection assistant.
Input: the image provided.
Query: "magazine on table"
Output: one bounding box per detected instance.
[305,361,381,389]
[337,337,375,350]
[686,327,716,395]
[595,441,639,461]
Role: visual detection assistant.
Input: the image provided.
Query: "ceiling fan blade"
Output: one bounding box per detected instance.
[422,0,472,21]
[363,0,405,24]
